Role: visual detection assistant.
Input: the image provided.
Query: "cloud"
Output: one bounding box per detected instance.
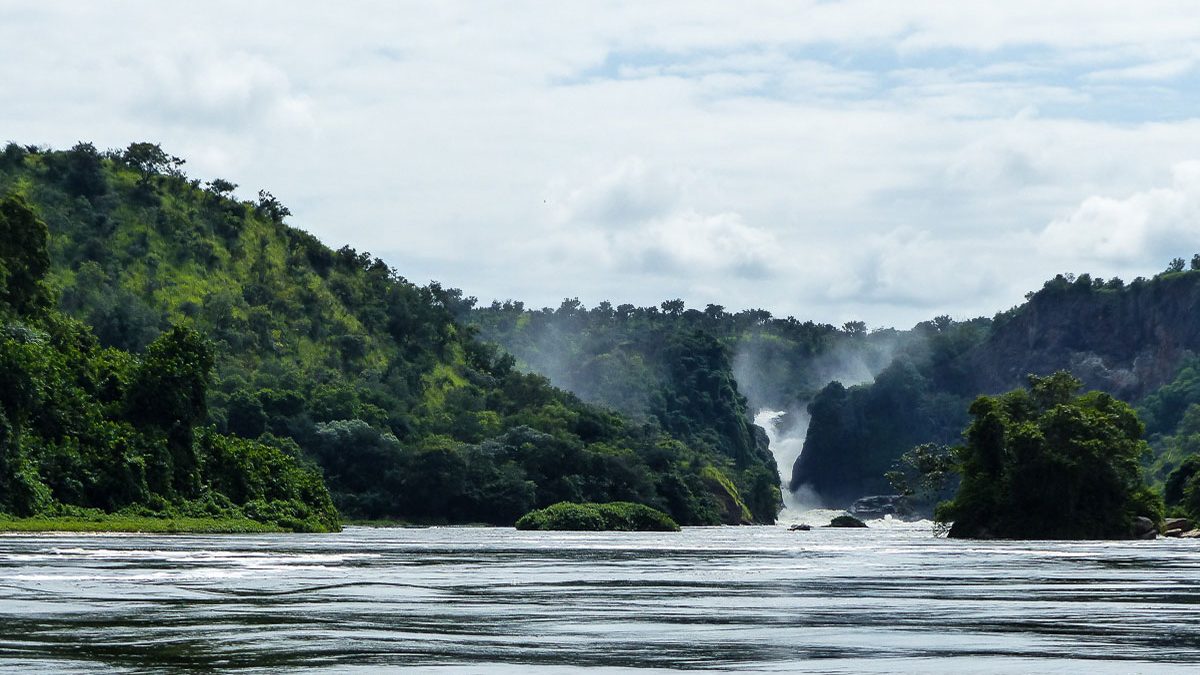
[553,157,683,228]
[1086,58,1197,82]
[608,210,777,278]
[547,159,778,279]
[1039,161,1200,263]
[135,52,314,131]
[5,2,1200,328]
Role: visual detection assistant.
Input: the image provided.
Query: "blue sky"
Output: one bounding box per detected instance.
[3,1,1200,327]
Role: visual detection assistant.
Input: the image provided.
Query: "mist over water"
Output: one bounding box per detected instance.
[739,340,895,519]
[754,409,813,517]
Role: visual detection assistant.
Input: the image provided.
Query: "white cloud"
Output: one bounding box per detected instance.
[1087,58,1197,82]
[136,52,314,131]
[546,160,777,279]
[1039,161,1200,263]
[4,1,1200,327]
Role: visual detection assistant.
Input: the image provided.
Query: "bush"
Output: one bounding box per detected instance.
[514,501,680,531]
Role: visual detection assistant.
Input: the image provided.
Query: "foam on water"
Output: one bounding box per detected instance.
[3,527,1199,673]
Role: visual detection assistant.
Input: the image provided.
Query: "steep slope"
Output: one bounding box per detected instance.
[469,299,901,512]
[794,271,1200,505]
[0,142,775,525]
[0,193,339,531]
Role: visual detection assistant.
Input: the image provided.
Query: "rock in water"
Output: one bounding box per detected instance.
[849,495,911,519]
[828,515,868,528]
[1131,516,1156,538]
[1165,517,1192,532]
[789,523,812,531]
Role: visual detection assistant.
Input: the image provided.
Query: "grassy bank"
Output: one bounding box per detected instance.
[0,515,289,534]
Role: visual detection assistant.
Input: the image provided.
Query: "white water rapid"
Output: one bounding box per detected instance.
[755,407,933,529]
[754,409,829,524]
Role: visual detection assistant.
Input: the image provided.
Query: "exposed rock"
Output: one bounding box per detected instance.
[1181,529,1200,538]
[1131,516,1156,538]
[788,523,811,531]
[1140,530,1158,540]
[827,514,868,528]
[1164,528,1184,538]
[849,494,912,519]
[1165,517,1192,532]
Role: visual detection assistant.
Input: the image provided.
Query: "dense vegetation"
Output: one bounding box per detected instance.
[0,142,778,527]
[794,266,1200,506]
[468,296,899,513]
[473,261,1200,516]
[0,193,338,532]
[514,501,680,531]
[936,373,1161,539]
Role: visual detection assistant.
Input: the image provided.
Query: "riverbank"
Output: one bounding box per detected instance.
[0,515,288,534]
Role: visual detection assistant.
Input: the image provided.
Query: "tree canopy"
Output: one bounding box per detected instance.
[936,372,1161,539]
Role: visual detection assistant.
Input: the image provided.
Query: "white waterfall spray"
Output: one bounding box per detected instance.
[753,408,837,523]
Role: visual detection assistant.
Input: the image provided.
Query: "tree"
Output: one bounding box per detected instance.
[125,326,215,497]
[886,443,956,506]
[0,194,51,315]
[61,142,108,200]
[122,142,185,177]
[256,190,291,222]
[937,372,1161,539]
[660,299,685,316]
[1192,253,1200,272]
[1167,257,1186,274]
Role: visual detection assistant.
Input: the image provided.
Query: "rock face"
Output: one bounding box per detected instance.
[828,514,868,528]
[792,273,1200,508]
[849,495,912,519]
[968,275,1200,401]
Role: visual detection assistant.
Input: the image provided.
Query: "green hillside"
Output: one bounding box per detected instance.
[0,142,779,526]
[0,192,339,532]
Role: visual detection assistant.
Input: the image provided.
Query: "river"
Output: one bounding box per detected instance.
[3,524,1200,672]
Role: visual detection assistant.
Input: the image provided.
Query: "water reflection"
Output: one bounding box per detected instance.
[2,526,1200,672]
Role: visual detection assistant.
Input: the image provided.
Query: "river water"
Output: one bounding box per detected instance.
[2,523,1200,673]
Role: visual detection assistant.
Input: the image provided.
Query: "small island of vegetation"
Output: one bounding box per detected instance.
[936,372,1162,540]
[514,501,680,531]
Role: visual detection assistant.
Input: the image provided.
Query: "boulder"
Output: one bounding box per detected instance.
[788,523,812,531]
[1181,529,1200,539]
[849,495,911,519]
[1165,517,1192,532]
[1164,528,1184,538]
[1131,516,1156,538]
[1140,530,1158,540]
[827,515,868,528]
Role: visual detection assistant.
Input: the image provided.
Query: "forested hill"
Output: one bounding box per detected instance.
[469,260,1200,511]
[0,142,780,526]
[794,267,1200,505]
[467,300,900,423]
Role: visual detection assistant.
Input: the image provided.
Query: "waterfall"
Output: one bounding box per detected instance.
[754,409,821,520]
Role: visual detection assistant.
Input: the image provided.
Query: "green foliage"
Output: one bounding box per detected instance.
[937,372,1160,539]
[0,144,769,527]
[514,501,680,531]
[885,442,957,507]
[0,187,337,532]
[829,514,867,528]
[467,297,896,523]
[0,194,51,315]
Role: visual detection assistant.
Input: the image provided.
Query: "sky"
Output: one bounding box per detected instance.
[3,1,1200,328]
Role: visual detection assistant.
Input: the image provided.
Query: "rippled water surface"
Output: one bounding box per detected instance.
[3,523,1200,672]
